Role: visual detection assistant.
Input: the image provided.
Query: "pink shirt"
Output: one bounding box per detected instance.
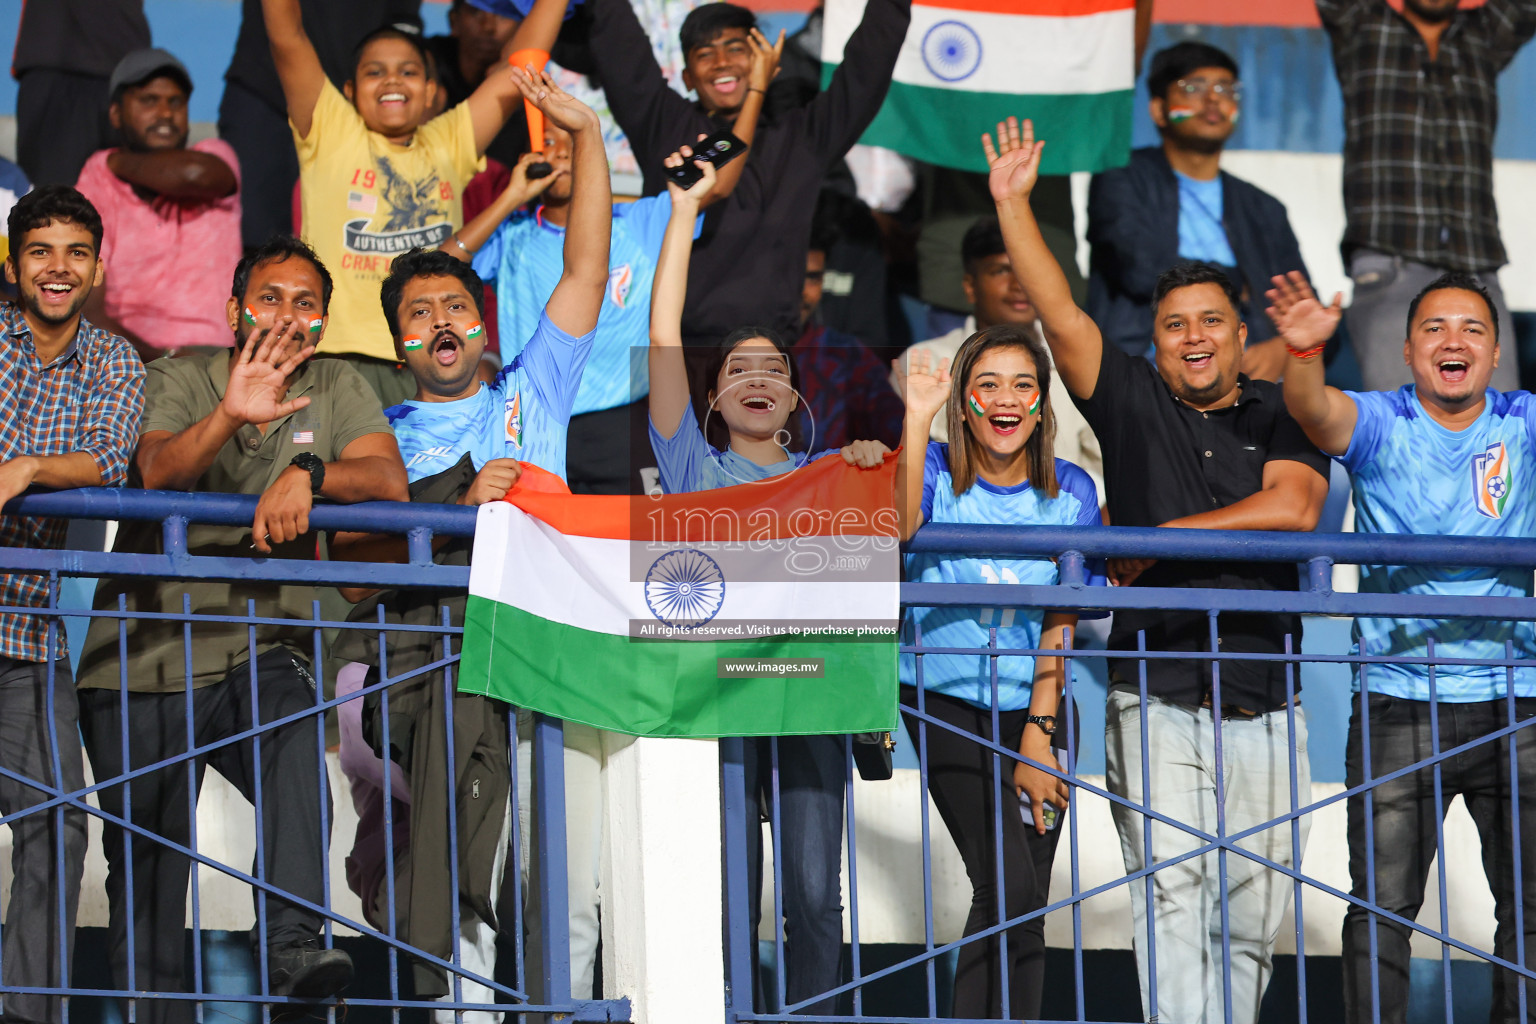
[75,139,242,352]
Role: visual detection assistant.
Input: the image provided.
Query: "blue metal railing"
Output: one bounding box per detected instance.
[4,490,1536,1024]
[725,522,1536,1024]
[0,489,628,1024]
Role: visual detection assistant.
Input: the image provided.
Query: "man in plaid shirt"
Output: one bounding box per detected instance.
[0,184,144,1024]
[1319,0,1536,393]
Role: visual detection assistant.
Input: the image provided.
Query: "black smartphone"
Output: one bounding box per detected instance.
[665,128,748,189]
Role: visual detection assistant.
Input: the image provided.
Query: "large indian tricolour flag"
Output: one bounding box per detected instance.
[823,0,1135,174]
[459,458,900,738]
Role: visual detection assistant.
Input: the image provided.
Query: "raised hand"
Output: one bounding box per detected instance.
[223,319,315,427]
[510,65,599,134]
[747,27,786,93]
[982,116,1044,205]
[894,348,953,424]
[663,145,717,204]
[1265,271,1343,354]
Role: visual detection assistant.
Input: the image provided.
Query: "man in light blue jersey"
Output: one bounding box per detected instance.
[446,131,712,494]
[1272,269,1536,1024]
[333,68,613,1011]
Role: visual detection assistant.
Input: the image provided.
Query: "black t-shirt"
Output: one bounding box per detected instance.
[13,0,151,78]
[1075,339,1330,711]
[224,0,420,113]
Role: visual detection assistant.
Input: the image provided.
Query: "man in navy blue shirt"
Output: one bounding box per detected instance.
[1087,42,1308,381]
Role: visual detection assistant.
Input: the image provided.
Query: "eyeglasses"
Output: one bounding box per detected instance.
[1174,77,1243,104]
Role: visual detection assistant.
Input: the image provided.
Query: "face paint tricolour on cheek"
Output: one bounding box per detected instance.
[307,317,324,335]
[403,334,424,351]
[242,306,257,326]
[1167,106,1195,124]
[1027,391,1041,416]
[967,390,986,417]
[466,322,484,341]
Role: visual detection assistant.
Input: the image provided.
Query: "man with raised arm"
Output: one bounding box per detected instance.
[586,0,908,344]
[0,184,144,1024]
[984,117,1329,1024]
[332,67,612,1008]
[1271,270,1536,1023]
[74,236,409,1024]
[261,0,540,404]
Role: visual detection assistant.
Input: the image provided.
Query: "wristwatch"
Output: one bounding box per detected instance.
[1026,714,1057,736]
[289,452,326,495]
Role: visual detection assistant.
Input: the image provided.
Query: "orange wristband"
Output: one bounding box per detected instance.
[1287,342,1327,361]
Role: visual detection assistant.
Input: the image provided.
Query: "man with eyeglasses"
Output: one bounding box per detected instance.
[1086,42,1309,382]
[1319,0,1536,393]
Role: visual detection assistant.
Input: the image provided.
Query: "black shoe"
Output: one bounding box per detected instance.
[268,939,354,1001]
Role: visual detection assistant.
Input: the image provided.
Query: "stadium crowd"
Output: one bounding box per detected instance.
[1,0,1535,1022]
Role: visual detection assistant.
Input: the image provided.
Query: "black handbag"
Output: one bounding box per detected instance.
[851,731,895,781]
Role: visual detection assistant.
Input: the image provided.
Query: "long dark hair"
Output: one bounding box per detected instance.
[701,325,802,452]
[943,324,1058,498]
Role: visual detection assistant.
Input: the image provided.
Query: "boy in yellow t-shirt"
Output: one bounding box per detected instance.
[262,0,533,403]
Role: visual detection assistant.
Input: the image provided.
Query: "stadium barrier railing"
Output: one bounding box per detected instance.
[723,522,1536,1024]
[0,488,630,1024]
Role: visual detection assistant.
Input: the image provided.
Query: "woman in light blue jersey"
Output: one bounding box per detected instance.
[895,325,1104,1020]
[646,151,890,494]
[644,150,890,1014]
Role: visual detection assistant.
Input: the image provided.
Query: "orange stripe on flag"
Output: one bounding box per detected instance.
[503,455,900,542]
[915,0,1134,15]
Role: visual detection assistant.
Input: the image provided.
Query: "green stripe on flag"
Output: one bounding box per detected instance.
[822,69,1132,175]
[459,596,899,738]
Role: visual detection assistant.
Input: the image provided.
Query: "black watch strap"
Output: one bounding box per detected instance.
[1026,714,1057,736]
[290,452,325,495]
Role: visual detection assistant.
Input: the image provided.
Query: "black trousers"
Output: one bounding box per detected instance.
[901,686,1070,1020]
[79,648,333,1024]
[742,734,848,1015]
[1343,693,1536,1024]
[217,80,298,249]
[0,656,87,1024]
[15,69,112,187]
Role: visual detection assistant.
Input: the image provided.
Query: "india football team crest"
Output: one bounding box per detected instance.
[1473,441,1512,519]
[608,264,633,309]
[505,391,523,451]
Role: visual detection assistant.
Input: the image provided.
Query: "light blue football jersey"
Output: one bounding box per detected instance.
[899,442,1106,711]
[387,311,593,483]
[1340,386,1536,701]
[648,402,846,494]
[474,195,697,416]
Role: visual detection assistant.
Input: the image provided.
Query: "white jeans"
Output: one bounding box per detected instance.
[1104,690,1310,1024]
[517,714,606,1001]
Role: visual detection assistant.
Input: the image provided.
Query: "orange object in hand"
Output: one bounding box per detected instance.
[509,48,552,151]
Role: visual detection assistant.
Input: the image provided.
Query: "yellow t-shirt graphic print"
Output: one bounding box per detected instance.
[293,81,484,361]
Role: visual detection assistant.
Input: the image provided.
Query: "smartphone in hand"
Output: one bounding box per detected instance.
[665,128,748,189]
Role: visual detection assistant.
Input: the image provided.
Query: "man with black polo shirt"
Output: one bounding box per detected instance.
[986,118,1329,1024]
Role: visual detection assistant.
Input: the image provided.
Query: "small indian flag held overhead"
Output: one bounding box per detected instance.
[822,0,1134,175]
[459,457,901,738]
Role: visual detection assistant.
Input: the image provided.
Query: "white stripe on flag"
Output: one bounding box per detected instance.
[470,502,897,638]
[823,2,1135,95]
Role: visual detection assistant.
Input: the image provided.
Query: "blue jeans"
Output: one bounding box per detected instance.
[1343,693,1536,1024]
[743,734,846,1015]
